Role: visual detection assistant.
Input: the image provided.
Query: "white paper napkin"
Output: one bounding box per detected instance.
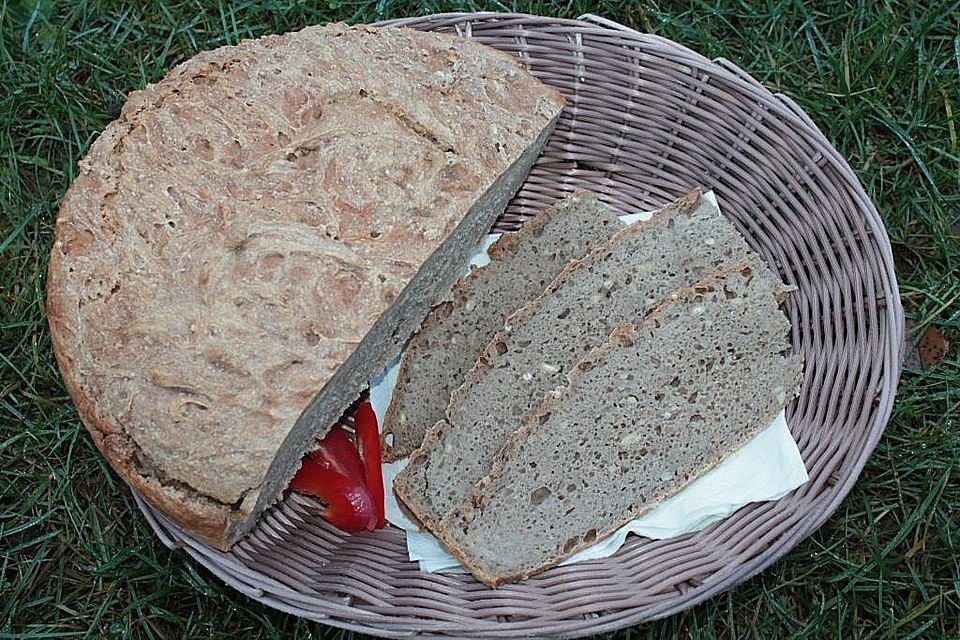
[370,191,808,573]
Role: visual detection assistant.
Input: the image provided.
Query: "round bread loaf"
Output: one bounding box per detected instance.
[46,22,563,549]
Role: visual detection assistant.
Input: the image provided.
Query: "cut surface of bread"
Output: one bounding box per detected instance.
[439,264,803,586]
[393,190,775,533]
[46,23,564,549]
[382,192,622,460]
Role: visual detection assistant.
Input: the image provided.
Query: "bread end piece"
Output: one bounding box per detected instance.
[47,24,564,550]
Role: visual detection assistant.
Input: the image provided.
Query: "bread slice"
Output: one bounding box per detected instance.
[45,23,564,550]
[393,190,776,533]
[439,264,803,586]
[382,192,622,461]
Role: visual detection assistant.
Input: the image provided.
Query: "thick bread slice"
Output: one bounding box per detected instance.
[393,190,776,533]
[382,192,622,460]
[439,264,803,587]
[45,23,564,550]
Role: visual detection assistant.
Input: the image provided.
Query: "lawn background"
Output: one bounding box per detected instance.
[2,1,958,638]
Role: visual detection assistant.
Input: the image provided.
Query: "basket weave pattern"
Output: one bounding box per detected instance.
[135,13,904,638]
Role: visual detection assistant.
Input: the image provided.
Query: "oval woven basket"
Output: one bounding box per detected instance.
[134,12,904,638]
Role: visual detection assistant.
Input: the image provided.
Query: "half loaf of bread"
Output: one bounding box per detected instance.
[394,189,774,533]
[46,23,564,549]
[382,192,622,460]
[440,263,803,586]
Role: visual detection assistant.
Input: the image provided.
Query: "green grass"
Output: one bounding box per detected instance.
[1,0,958,637]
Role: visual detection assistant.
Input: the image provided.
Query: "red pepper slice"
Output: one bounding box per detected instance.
[309,424,364,486]
[290,456,377,532]
[354,401,385,528]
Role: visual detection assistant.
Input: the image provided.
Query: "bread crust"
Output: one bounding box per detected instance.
[47,23,563,549]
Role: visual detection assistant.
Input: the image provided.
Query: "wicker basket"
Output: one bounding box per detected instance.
[135,12,904,638]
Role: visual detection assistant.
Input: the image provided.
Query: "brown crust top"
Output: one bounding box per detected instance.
[46,22,563,544]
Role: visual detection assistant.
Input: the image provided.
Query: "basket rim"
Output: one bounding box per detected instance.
[131,11,905,638]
